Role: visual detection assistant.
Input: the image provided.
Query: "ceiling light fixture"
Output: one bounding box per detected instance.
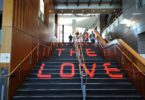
[132,13,143,16]
[120,19,134,28]
[120,19,130,24]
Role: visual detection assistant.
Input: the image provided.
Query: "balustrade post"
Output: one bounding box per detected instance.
[0,68,8,100]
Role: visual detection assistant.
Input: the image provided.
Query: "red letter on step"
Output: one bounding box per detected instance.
[60,63,75,78]
[86,49,97,57]
[81,63,97,78]
[70,49,76,56]
[103,62,123,79]
[56,48,65,56]
[37,63,52,79]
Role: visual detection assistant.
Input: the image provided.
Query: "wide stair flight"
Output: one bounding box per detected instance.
[13,43,143,100]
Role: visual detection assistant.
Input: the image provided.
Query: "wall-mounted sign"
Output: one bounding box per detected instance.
[0,53,10,63]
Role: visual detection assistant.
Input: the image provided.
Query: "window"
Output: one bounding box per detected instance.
[39,0,44,22]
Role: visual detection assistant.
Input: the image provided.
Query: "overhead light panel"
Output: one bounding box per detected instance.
[120,19,130,24]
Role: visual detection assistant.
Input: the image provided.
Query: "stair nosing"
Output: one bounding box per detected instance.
[18,88,136,91]
[23,82,132,85]
[13,95,82,98]
[27,78,128,79]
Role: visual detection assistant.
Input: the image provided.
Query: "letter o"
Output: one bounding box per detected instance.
[60,63,75,78]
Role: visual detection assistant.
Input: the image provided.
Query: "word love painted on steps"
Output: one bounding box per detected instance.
[37,48,123,79]
[37,62,123,79]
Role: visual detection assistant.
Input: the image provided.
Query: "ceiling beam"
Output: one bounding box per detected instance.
[55,4,122,10]
[48,9,122,14]
[110,0,114,6]
[99,0,103,5]
[88,0,91,6]
[65,0,68,6]
[55,1,122,5]
[53,0,57,7]
[77,0,79,7]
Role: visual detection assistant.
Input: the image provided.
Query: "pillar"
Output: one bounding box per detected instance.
[62,25,64,42]
[72,18,76,35]
[0,0,13,71]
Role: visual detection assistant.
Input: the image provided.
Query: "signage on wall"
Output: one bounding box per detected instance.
[0,53,10,63]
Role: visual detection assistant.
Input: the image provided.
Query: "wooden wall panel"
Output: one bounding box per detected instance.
[9,0,52,99]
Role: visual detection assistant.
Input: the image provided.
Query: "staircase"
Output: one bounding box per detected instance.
[13,43,143,100]
[81,44,143,100]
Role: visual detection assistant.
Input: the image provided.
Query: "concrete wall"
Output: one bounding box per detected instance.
[112,0,145,52]
[100,14,108,34]
[138,32,145,53]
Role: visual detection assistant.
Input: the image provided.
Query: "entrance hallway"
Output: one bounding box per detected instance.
[0,0,145,100]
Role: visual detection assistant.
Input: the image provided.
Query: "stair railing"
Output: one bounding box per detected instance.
[96,32,145,98]
[74,38,87,100]
[0,42,53,100]
[0,67,8,100]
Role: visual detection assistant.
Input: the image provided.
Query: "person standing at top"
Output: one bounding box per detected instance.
[90,31,96,45]
[83,31,89,42]
[69,34,73,43]
[76,31,79,41]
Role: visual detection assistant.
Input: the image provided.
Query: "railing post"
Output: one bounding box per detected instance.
[121,53,124,65]
[83,85,86,100]
[74,39,87,100]
[0,68,8,100]
[113,45,116,58]
[37,44,39,62]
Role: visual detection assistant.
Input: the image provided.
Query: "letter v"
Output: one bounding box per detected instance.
[81,63,97,78]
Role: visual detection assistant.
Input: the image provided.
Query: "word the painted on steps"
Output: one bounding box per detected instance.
[56,48,97,57]
[37,62,123,79]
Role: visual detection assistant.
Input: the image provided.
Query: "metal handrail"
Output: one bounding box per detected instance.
[74,38,87,100]
[0,44,39,79]
[1,45,38,79]
[0,43,53,78]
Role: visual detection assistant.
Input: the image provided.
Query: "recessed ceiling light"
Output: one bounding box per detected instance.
[132,13,143,16]
[120,19,130,24]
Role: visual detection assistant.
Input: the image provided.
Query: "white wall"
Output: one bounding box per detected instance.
[58,15,100,30]
[48,14,57,42]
